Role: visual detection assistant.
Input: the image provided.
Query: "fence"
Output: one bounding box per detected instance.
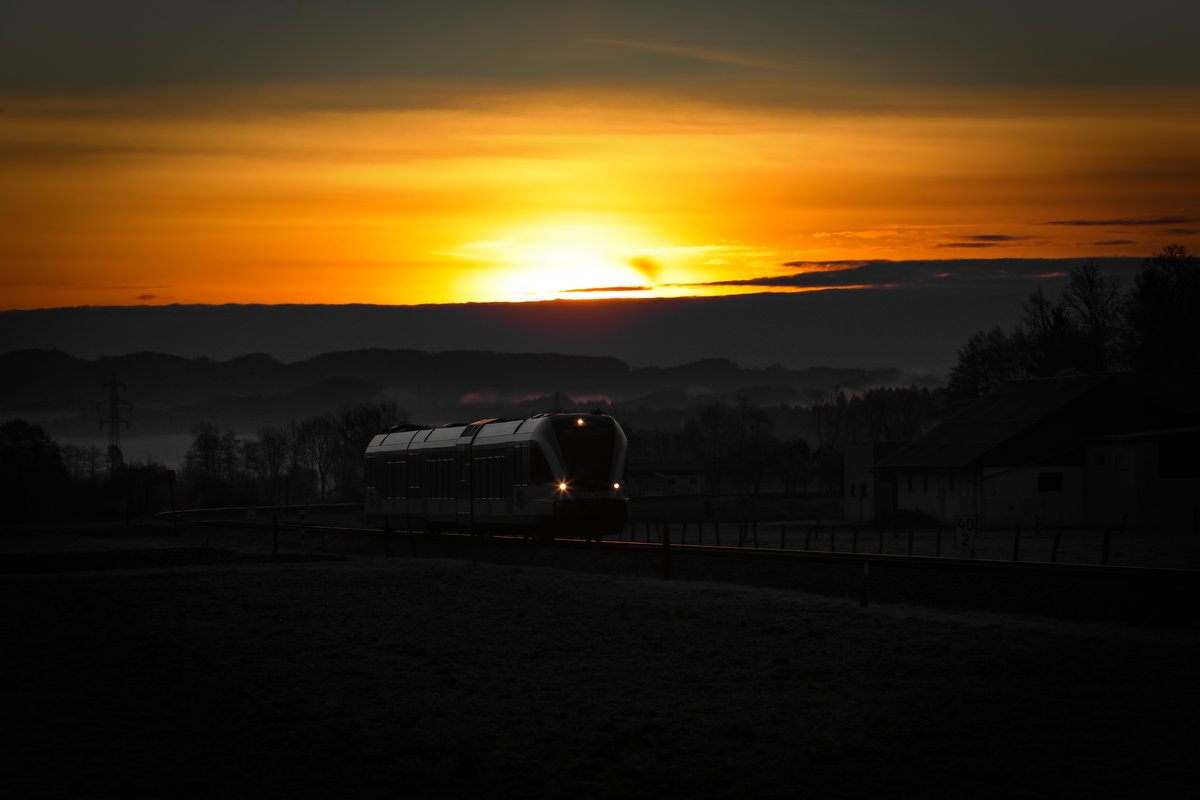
[608,517,1200,570]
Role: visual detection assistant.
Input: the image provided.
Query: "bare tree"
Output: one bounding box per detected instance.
[947,327,1026,401]
[295,415,338,500]
[1062,260,1123,372]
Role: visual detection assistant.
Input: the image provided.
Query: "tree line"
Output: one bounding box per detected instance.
[0,402,407,520]
[948,245,1200,401]
[180,401,406,507]
[624,385,943,496]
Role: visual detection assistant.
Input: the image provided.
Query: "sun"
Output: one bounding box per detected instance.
[452,221,665,302]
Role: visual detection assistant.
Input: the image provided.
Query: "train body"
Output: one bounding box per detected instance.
[364,412,628,540]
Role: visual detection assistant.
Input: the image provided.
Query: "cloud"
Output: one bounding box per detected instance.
[681,257,1145,291]
[1047,216,1196,226]
[588,38,786,70]
[559,285,652,294]
[628,256,662,282]
[935,236,1034,248]
[1093,240,1136,246]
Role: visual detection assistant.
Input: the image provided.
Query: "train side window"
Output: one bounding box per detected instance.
[531,446,553,485]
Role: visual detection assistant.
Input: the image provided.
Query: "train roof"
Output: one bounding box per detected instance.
[366,411,617,452]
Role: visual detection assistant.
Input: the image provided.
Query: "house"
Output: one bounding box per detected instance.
[843,441,903,522]
[868,373,1198,530]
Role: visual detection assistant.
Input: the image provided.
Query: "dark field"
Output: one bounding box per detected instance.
[2,528,1199,799]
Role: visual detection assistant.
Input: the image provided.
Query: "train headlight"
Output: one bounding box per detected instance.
[612,482,621,490]
[558,482,568,492]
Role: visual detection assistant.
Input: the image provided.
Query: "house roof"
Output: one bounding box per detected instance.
[876,374,1114,470]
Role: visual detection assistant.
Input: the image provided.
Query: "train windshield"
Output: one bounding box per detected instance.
[551,415,618,488]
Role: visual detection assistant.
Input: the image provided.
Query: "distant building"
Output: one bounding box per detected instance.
[843,441,903,522]
[861,373,1199,530]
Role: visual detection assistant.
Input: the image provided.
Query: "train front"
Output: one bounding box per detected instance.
[547,413,628,540]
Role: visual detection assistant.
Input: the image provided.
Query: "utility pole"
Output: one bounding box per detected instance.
[98,371,131,472]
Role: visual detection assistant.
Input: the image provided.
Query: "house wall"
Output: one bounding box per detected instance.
[1085,433,1200,529]
[844,442,903,522]
[980,466,1085,529]
[1083,440,1144,528]
[844,442,876,522]
[891,468,978,526]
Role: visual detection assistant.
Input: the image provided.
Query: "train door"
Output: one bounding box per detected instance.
[455,427,478,532]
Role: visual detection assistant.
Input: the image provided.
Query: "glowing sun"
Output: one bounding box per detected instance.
[459,222,664,301]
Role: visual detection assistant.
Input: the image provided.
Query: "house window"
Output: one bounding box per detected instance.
[1037,472,1064,492]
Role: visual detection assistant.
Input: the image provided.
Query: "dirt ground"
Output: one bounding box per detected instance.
[2,529,1199,799]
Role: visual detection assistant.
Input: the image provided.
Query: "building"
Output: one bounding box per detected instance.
[867,373,1198,530]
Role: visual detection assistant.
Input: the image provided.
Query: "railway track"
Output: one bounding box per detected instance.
[171,509,1200,631]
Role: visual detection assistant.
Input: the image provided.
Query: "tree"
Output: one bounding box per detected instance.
[0,419,70,518]
[1125,244,1200,372]
[294,415,338,500]
[946,327,1026,401]
[1061,260,1123,372]
[1018,286,1087,377]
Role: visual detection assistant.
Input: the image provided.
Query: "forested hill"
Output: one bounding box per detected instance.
[0,347,937,438]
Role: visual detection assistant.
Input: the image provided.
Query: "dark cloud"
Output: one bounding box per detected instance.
[935,234,1034,248]
[136,294,160,301]
[691,257,1144,291]
[1164,229,1199,236]
[628,256,662,282]
[5,1,1199,98]
[1093,240,1136,246]
[560,285,652,294]
[1048,217,1196,226]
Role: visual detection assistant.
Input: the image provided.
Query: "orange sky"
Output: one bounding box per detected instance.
[3,3,1199,310]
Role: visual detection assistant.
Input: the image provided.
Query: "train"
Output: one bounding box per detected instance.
[364,411,628,541]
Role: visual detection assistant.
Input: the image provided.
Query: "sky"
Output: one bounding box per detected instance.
[2,0,1199,310]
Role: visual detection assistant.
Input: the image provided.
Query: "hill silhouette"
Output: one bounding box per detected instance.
[0,290,1036,375]
[1,348,937,449]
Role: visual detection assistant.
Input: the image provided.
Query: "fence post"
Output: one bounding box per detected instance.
[907,526,913,556]
[852,527,858,554]
[780,524,786,550]
[662,524,672,581]
[168,470,178,537]
[1101,527,1112,565]
[860,562,869,608]
[1012,523,1022,562]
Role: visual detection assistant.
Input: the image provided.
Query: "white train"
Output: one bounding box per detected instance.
[364,412,628,541]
